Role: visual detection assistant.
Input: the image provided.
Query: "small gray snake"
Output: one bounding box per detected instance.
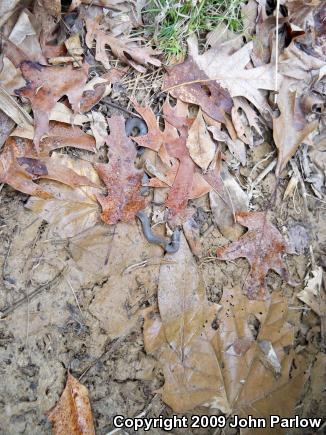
[125,116,180,254]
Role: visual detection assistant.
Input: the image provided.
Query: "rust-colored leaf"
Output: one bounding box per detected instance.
[15,61,89,150]
[48,373,95,435]
[85,18,161,73]
[95,115,146,224]
[0,123,96,197]
[216,211,293,299]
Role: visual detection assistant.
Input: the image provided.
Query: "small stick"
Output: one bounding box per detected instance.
[0,268,65,319]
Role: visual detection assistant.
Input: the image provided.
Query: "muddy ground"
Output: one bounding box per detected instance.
[0,132,325,434]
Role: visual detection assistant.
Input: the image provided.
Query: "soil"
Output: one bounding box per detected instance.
[0,132,325,434]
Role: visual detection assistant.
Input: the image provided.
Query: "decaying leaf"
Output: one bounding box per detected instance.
[0,86,33,128]
[186,108,216,171]
[163,35,275,120]
[15,61,89,150]
[210,286,308,427]
[26,155,102,238]
[48,373,95,435]
[274,79,317,176]
[0,109,15,148]
[216,211,293,299]
[210,163,248,240]
[143,234,228,412]
[297,266,325,316]
[208,125,246,166]
[85,18,161,73]
[0,123,96,198]
[95,115,146,224]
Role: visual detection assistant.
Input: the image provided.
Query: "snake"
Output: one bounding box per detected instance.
[125,117,147,156]
[136,210,181,254]
[126,116,181,254]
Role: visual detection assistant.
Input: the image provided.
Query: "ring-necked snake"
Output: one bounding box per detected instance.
[125,116,181,254]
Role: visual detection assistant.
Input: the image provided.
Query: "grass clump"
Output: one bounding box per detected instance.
[147,0,246,60]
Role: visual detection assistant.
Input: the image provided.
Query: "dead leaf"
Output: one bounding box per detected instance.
[8,9,46,65]
[0,109,15,149]
[182,217,202,256]
[0,86,33,128]
[274,79,317,176]
[210,286,308,428]
[143,234,228,412]
[95,115,146,224]
[163,35,275,119]
[210,164,248,240]
[15,61,89,150]
[48,373,95,435]
[186,108,216,171]
[85,18,161,73]
[216,211,293,299]
[208,125,246,166]
[26,155,102,238]
[297,266,325,316]
[0,123,96,198]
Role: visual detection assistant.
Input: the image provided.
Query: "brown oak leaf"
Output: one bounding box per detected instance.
[0,123,97,198]
[48,373,95,435]
[216,211,294,299]
[95,115,145,224]
[85,18,161,73]
[15,61,89,150]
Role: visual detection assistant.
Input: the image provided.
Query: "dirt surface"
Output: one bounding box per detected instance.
[0,136,325,434]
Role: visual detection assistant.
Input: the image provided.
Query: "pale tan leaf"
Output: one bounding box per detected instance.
[297,266,325,316]
[274,79,317,175]
[0,86,33,127]
[163,35,275,119]
[143,234,229,413]
[209,287,308,431]
[210,164,248,240]
[0,0,20,28]
[208,125,246,165]
[186,108,216,170]
[48,373,95,435]
[26,155,102,238]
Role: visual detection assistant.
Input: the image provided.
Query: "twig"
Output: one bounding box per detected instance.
[102,98,141,118]
[274,0,280,104]
[0,268,66,319]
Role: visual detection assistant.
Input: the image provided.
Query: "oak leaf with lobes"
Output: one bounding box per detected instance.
[95,115,146,224]
[216,211,294,299]
[14,61,89,150]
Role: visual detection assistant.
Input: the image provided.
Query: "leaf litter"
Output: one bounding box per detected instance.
[0,0,325,433]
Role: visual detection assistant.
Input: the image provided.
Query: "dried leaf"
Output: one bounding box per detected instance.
[143,234,228,413]
[85,18,161,73]
[0,86,33,128]
[0,109,15,149]
[210,164,248,240]
[26,155,102,238]
[208,125,246,166]
[95,115,145,224]
[0,123,96,198]
[186,108,216,170]
[297,266,325,316]
[210,286,308,428]
[8,9,46,65]
[216,211,293,299]
[163,35,275,119]
[48,373,95,435]
[0,0,20,28]
[274,79,318,176]
[15,61,89,150]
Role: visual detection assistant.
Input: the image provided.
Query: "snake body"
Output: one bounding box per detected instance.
[136,210,180,254]
[125,117,147,156]
[126,116,180,254]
